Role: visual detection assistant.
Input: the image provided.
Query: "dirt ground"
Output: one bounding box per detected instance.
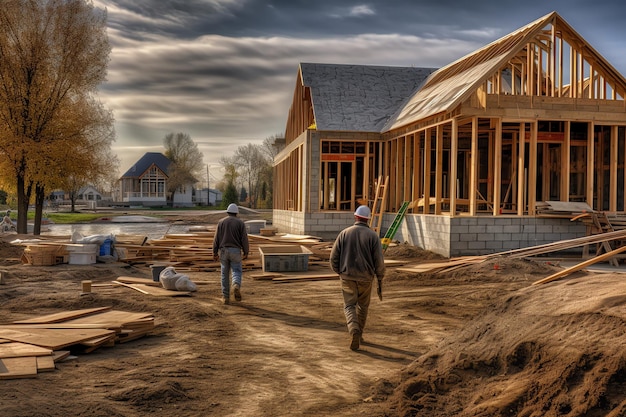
[2,222,626,416]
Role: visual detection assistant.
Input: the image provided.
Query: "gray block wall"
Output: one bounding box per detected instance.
[393,215,587,258]
[273,211,588,258]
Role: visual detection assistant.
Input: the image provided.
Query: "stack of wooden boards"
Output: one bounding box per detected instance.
[114,231,331,272]
[0,306,154,380]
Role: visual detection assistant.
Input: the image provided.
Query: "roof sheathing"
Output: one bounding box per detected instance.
[300,63,435,132]
[385,13,555,131]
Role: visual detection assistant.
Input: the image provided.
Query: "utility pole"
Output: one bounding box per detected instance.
[206,164,210,206]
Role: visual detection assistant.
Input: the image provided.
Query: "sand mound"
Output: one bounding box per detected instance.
[379,272,626,417]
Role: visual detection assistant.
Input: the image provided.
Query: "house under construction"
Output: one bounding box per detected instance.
[272,11,626,257]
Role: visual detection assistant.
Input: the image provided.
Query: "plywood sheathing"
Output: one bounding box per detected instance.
[0,308,155,380]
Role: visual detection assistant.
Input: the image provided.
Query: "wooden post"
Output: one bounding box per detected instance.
[528,122,538,215]
[492,119,502,215]
[587,122,595,209]
[435,125,443,215]
[81,280,92,293]
[469,117,478,216]
[450,119,458,216]
[423,128,432,214]
[610,125,618,211]
[561,121,571,201]
[517,123,526,215]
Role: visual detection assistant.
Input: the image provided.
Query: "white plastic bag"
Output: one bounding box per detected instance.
[159,266,179,290]
[175,275,197,292]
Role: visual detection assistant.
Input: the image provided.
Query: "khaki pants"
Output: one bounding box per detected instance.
[341,279,373,336]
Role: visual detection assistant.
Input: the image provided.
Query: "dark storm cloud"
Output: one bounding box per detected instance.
[94,0,626,173]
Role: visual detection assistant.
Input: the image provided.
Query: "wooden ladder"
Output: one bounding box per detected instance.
[369,175,389,236]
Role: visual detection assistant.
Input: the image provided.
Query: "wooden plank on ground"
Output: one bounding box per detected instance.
[0,342,53,358]
[65,310,154,326]
[13,306,113,324]
[116,276,161,287]
[533,244,626,285]
[0,328,116,350]
[0,357,38,379]
[272,273,338,282]
[52,351,70,362]
[36,355,56,372]
[113,282,191,296]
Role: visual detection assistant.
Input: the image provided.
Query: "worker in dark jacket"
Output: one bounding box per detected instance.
[213,204,249,305]
[330,205,385,350]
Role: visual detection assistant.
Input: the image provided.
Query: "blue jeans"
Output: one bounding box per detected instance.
[220,247,243,298]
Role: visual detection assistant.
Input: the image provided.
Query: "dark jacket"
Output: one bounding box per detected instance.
[213,215,249,256]
[330,221,385,282]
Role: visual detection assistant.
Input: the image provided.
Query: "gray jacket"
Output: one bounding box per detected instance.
[330,221,385,282]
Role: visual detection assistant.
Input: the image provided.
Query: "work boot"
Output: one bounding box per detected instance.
[222,296,230,305]
[233,284,242,301]
[350,332,361,351]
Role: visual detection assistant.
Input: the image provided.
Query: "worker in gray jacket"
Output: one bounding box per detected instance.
[213,203,249,305]
[330,205,385,351]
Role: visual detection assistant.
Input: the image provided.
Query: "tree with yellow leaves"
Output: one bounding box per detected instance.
[0,0,113,234]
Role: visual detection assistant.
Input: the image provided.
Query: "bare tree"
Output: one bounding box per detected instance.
[231,143,268,208]
[261,133,285,161]
[0,0,111,233]
[163,132,204,205]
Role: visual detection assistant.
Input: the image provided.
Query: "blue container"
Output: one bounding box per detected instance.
[99,239,112,256]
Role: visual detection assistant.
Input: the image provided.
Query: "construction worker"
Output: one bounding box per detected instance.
[212,203,249,305]
[330,205,385,351]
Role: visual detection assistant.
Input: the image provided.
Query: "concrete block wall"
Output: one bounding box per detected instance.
[392,214,587,258]
[272,210,354,239]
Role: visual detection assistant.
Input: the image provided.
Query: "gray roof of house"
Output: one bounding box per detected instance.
[121,152,171,178]
[300,63,437,132]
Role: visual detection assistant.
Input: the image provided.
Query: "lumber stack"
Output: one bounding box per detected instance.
[114,231,326,271]
[0,307,155,379]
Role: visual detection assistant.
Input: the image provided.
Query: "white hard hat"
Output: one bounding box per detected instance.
[354,205,371,219]
[226,203,239,214]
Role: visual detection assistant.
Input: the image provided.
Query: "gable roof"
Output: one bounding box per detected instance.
[121,152,171,178]
[385,11,626,131]
[300,63,436,132]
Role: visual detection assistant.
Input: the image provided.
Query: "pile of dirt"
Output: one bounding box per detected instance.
[385,243,446,261]
[376,268,626,417]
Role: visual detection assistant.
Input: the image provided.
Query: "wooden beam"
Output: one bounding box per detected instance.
[450,119,458,215]
[587,122,595,209]
[423,128,432,214]
[469,117,478,216]
[517,123,526,215]
[435,125,443,215]
[533,244,626,286]
[492,119,502,215]
[610,125,618,211]
[561,121,571,201]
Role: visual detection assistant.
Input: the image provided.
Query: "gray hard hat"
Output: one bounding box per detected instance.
[354,205,371,219]
[226,203,239,214]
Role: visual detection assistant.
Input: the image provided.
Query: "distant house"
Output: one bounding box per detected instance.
[77,185,102,202]
[194,188,223,206]
[117,152,194,207]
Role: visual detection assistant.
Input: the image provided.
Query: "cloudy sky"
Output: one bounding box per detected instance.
[93,0,626,182]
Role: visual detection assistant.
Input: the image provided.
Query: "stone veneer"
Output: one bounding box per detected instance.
[272,210,587,258]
